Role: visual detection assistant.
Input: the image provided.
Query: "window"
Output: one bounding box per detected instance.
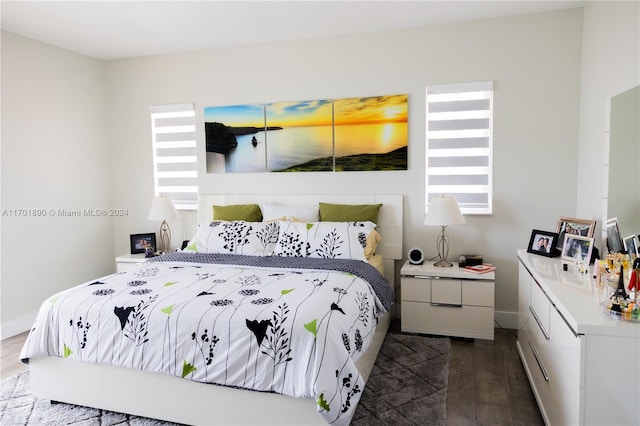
[426,81,493,214]
[150,103,198,210]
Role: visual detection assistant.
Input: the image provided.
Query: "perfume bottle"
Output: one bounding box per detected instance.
[632,303,640,320]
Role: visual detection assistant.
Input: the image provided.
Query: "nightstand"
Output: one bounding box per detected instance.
[400,260,495,340]
[115,253,147,272]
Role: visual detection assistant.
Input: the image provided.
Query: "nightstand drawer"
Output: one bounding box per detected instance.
[431,279,461,305]
[462,280,495,307]
[402,302,494,339]
[402,277,430,302]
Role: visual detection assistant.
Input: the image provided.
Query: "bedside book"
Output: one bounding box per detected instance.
[464,264,496,274]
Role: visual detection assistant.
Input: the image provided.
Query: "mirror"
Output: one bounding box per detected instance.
[605,85,640,250]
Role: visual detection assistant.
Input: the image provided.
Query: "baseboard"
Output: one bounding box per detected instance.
[494,310,518,330]
[1,311,36,340]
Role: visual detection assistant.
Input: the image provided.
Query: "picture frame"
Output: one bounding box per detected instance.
[623,234,639,257]
[560,234,594,265]
[605,217,624,253]
[555,217,596,253]
[130,233,156,255]
[527,229,558,258]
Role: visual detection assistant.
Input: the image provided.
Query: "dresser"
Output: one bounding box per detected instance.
[517,250,639,426]
[400,260,495,340]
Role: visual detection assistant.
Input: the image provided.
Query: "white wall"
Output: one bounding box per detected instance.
[0,32,114,338]
[105,8,584,327]
[576,1,640,238]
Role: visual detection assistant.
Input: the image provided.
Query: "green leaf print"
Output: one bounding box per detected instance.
[281,288,295,295]
[63,344,73,358]
[161,305,175,315]
[317,393,330,411]
[304,319,317,337]
[181,360,196,378]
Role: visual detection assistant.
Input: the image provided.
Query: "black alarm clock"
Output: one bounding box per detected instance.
[408,248,424,265]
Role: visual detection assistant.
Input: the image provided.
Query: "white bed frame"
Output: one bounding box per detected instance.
[28,194,403,425]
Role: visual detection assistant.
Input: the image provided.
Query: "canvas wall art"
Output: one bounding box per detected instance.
[204,94,408,173]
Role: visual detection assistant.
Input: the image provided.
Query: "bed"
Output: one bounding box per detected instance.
[20,194,403,425]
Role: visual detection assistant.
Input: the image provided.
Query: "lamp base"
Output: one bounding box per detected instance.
[434,259,454,267]
[159,220,171,254]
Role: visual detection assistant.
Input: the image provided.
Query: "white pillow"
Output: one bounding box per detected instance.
[260,202,319,222]
[184,221,279,256]
[273,221,376,262]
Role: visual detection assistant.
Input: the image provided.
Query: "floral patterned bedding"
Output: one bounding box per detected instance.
[20,253,392,425]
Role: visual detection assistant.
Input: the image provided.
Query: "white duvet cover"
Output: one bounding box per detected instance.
[20,253,392,425]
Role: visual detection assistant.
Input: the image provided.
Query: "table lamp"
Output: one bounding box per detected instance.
[424,195,465,267]
[148,196,178,253]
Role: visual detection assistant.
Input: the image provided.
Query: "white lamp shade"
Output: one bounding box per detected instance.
[424,195,465,226]
[148,196,178,221]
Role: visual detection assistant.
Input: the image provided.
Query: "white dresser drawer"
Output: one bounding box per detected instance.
[431,279,461,305]
[402,277,430,302]
[518,263,533,330]
[549,306,583,388]
[524,282,582,426]
[544,307,581,425]
[530,280,550,340]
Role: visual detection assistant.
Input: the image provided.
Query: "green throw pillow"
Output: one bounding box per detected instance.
[212,204,262,222]
[318,203,383,224]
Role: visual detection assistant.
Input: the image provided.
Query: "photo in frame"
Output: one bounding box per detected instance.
[623,234,639,257]
[130,233,156,255]
[527,229,559,258]
[555,217,596,253]
[560,234,594,265]
[605,217,624,253]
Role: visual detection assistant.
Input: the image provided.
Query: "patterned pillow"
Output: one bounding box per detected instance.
[184,221,279,256]
[273,221,376,262]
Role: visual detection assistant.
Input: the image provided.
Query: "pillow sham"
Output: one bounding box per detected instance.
[319,202,383,224]
[260,202,319,222]
[273,221,376,262]
[212,204,262,222]
[184,221,279,256]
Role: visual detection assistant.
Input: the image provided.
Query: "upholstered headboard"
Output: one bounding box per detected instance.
[197,194,403,261]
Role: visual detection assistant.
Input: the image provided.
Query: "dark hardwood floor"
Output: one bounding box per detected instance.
[445,326,544,426]
[388,319,544,426]
[2,324,543,425]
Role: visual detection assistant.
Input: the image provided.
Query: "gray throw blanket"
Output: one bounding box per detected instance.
[150,252,393,311]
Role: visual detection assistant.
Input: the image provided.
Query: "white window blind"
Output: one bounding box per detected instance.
[150,103,198,210]
[426,81,493,214]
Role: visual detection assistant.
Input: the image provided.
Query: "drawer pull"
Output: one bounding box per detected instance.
[529,306,550,340]
[528,340,550,382]
[430,303,462,308]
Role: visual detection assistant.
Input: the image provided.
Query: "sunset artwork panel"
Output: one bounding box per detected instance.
[334,94,408,171]
[265,99,334,172]
[204,93,409,173]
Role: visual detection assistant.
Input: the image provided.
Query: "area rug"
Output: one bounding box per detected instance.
[0,333,449,425]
